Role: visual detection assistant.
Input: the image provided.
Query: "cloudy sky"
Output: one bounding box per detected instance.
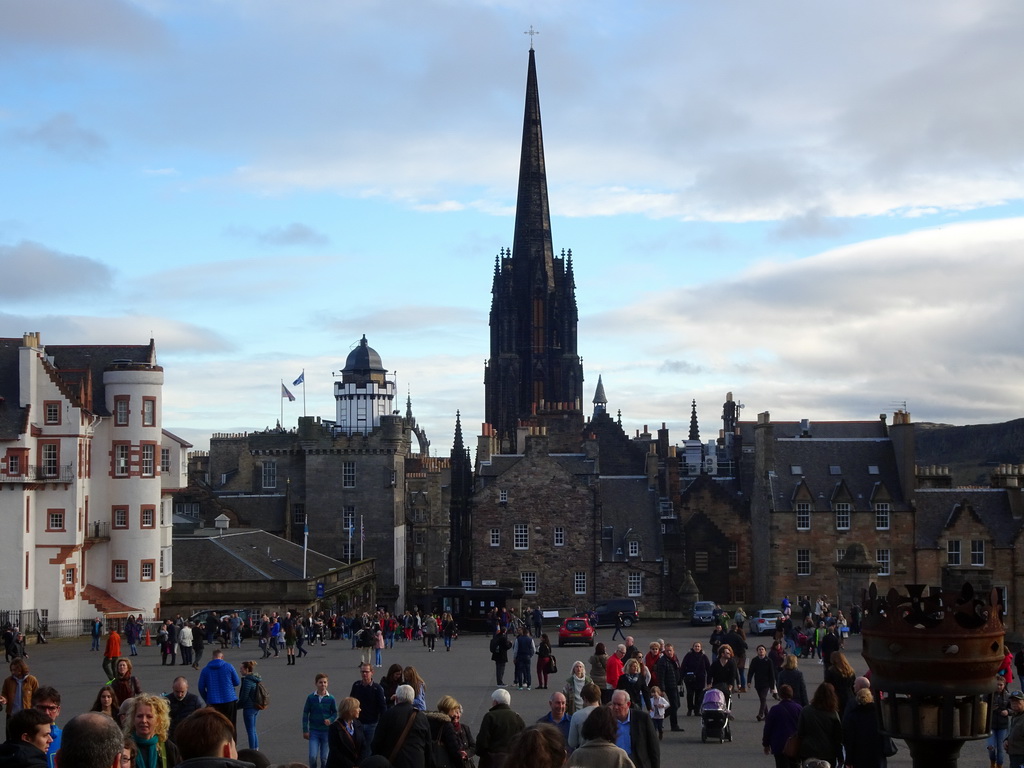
[2,0,1022,453]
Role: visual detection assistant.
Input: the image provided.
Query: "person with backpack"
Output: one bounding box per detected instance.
[238,660,267,750]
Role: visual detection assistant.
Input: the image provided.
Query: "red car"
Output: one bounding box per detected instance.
[558,617,595,647]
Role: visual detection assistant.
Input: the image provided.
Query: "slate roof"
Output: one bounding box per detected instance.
[598,477,662,560]
[44,341,157,416]
[738,419,888,442]
[913,488,1024,549]
[172,529,346,581]
[765,437,906,511]
[0,340,26,440]
[0,338,157,440]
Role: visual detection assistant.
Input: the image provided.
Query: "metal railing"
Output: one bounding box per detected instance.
[0,464,75,483]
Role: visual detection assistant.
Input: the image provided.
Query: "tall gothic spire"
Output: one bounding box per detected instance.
[688,399,700,441]
[511,48,555,292]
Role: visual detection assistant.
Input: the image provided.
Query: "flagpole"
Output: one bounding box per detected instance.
[360,515,364,560]
[280,380,284,428]
[303,514,309,579]
[301,368,306,418]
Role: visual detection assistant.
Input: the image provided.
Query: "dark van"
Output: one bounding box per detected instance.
[591,599,640,628]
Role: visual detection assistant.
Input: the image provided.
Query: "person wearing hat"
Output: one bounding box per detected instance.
[1004,688,1024,768]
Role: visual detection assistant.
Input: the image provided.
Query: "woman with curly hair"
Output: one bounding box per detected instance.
[122,693,181,768]
[1,657,39,728]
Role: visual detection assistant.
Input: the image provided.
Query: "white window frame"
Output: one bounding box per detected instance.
[261,461,277,489]
[971,539,985,567]
[627,571,642,597]
[489,528,500,547]
[343,461,356,488]
[876,548,891,576]
[45,402,60,425]
[628,540,640,557]
[521,571,537,595]
[342,505,355,531]
[115,398,129,426]
[797,548,811,576]
[114,444,129,477]
[553,526,565,547]
[875,502,891,530]
[160,447,171,473]
[834,502,851,531]
[142,399,155,427]
[42,443,59,478]
[114,508,129,529]
[48,510,65,530]
[796,502,811,531]
[499,489,508,504]
[513,523,529,550]
[574,571,587,595]
[947,540,961,566]
[141,444,155,477]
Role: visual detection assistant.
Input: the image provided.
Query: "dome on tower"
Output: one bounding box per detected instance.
[343,335,386,374]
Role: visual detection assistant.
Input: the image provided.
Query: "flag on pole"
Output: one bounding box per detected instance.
[293,372,305,386]
[281,383,296,401]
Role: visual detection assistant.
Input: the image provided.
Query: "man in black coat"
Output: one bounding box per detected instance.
[489,628,512,687]
[611,690,659,768]
[371,685,430,768]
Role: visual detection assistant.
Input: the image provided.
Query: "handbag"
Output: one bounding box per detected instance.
[549,655,558,674]
[782,733,800,759]
[430,733,453,768]
[882,735,898,757]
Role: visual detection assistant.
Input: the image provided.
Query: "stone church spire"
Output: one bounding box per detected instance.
[484,48,584,452]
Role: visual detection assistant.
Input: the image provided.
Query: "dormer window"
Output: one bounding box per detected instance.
[628,540,640,557]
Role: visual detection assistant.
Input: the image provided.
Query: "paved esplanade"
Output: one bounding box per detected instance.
[28,621,991,766]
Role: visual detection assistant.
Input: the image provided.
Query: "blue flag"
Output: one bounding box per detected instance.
[293,372,304,386]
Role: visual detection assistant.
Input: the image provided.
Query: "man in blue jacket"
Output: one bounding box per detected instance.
[198,649,241,728]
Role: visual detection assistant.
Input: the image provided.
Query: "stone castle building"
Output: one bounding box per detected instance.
[179,336,451,611]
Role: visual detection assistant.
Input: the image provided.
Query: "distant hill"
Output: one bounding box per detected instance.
[914,418,1024,486]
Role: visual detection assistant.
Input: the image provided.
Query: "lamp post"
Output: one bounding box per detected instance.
[861,582,1004,768]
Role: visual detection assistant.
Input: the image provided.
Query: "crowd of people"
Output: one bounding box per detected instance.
[2,601,1022,768]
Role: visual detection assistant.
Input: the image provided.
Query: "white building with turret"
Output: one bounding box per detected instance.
[0,333,184,628]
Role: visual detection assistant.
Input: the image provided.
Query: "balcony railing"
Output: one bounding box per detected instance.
[0,464,75,483]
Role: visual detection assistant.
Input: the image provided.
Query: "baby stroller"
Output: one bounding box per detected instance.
[700,687,732,743]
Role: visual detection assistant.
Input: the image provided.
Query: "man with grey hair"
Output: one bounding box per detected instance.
[477,688,525,768]
[371,684,430,767]
[55,712,123,768]
[611,688,659,768]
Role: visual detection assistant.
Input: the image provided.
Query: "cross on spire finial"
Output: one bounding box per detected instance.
[524,25,539,51]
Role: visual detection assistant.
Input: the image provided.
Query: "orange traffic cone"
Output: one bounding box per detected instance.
[144,628,151,646]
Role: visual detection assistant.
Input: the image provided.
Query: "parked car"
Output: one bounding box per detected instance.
[590,599,641,628]
[187,608,255,638]
[691,601,719,626]
[746,609,784,636]
[558,617,596,647]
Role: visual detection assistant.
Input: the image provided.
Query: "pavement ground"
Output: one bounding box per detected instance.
[22,620,994,767]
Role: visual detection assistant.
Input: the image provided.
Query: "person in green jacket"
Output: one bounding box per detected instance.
[303,673,338,768]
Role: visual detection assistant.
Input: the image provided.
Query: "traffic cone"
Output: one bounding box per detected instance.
[145,628,151,646]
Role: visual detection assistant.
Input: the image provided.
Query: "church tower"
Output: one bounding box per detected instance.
[484,47,584,452]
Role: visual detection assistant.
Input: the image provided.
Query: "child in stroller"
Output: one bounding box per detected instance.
[700,687,732,743]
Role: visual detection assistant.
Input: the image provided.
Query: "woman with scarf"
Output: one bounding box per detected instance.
[615,658,651,711]
[110,658,142,706]
[438,695,475,766]
[562,661,593,715]
[122,693,180,768]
